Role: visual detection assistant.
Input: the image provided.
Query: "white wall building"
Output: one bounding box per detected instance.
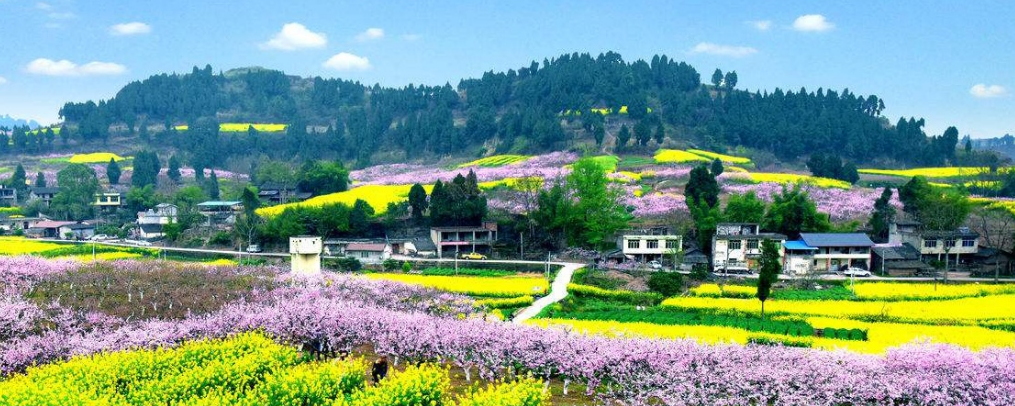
[712,223,786,272]
[290,236,322,274]
[617,228,682,263]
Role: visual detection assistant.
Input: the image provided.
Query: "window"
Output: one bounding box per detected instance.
[924,239,938,248]
[665,240,677,249]
[728,240,742,250]
[627,239,640,249]
[962,239,975,247]
[944,239,956,248]
[647,240,659,249]
[747,239,759,250]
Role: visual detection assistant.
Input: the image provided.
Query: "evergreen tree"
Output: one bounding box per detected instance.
[654,122,665,144]
[106,158,121,185]
[50,164,98,221]
[204,170,220,199]
[634,120,652,146]
[724,191,765,223]
[762,185,831,239]
[868,187,896,242]
[167,155,182,183]
[684,164,720,208]
[564,157,631,249]
[35,172,46,188]
[131,150,161,188]
[616,124,631,152]
[408,183,428,220]
[593,125,605,146]
[8,164,27,201]
[757,239,781,320]
[710,158,724,177]
[240,187,260,218]
[349,199,374,235]
[841,162,860,184]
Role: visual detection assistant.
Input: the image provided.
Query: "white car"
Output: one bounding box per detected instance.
[246,244,262,253]
[89,234,111,241]
[842,267,872,277]
[124,239,153,247]
[648,260,663,270]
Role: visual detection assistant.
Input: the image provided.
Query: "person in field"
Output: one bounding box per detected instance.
[371,356,389,384]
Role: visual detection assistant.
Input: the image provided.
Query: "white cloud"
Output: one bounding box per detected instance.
[323,52,371,71]
[400,34,421,42]
[25,58,126,76]
[749,20,772,31]
[260,23,327,51]
[110,22,151,36]
[35,2,52,11]
[690,42,758,58]
[792,14,834,32]
[354,27,384,42]
[970,84,1008,98]
[0,76,7,85]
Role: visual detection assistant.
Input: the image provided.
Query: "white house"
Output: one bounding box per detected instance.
[430,222,498,258]
[617,227,682,263]
[901,227,980,259]
[345,242,391,264]
[712,223,786,272]
[783,233,875,273]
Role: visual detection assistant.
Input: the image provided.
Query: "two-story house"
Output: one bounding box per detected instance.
[783,233,875,273]
[93,191,123,210]
[901,227,980,266]
[712,223,786,272]
[617,227,682,264]
[197,201,243,227]
[29,187,59,207]
[430,222,498,258]
[136,203,180,239]
[0,186,17,206]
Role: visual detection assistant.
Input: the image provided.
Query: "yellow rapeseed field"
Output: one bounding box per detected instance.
[68,152,127,164]
[175,123,288,132]
[686,149,752,164]
[366,273,548,297]
[478,177,542,191]
[63,252,144,262]
[456,155,530,168]
[256,184,434,217]
[661,294,1015,324]
[531,318,807,347]
[654,149,710,164]
[748,172,851,189]
[858,167,991,178]
[689,283,756,298]
[0,237,65,255]
[852,282,1015,301]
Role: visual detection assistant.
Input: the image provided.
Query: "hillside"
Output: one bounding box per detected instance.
[40,52,960,170]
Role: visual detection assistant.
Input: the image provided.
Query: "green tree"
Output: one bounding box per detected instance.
[297,160,349,196]
[349,199,375,235]
[685,164,720,208]
[167,155,182,183]
[711,68,724,95]
[762,184,831,239]
[7,164,27,201]
[647,272,683,297]
[131,150,161,188]
[566,157,631,249]
[899,176,933,217]
[616,124,631,152]
[724,191,765,223]
[841,162,860,184]
[34,172,46,188]
[756,239,781,320]
[124,185,157,213]
[653,122,665,144]
[174,185,208,212]
[593,125,605,146]
[868,188,896,242]
[204,170,220,200]
[965,138,973,154]
[634,120,652,146]
[240,187,260,218]
[408,183,428,221]
[50,164,99,221]
[710,158,724,177]
[723,71,738,93]
[106,158,121,185]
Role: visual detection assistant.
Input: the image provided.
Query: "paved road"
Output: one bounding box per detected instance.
[512,262,582,323]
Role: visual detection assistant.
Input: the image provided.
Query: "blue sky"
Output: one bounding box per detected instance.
[1,1,1012,138]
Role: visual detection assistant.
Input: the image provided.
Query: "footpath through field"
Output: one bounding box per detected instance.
[513,262,582,323]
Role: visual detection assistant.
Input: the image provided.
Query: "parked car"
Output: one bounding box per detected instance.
[246,244,262,253]
[124,239,153,247]
[648,260,663,270]
[459,252,487,260]
[89,234,112,241]
[842,267,872,277]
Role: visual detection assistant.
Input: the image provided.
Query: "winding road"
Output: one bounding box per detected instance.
[512,262,582,323]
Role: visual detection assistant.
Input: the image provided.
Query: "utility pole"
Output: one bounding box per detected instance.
[520,232,524,260]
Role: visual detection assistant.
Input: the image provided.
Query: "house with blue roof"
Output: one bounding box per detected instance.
[783,233,874,274]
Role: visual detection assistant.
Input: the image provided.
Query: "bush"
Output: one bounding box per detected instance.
[209,231,232,246]
[748,335,813,348]
[690,264,711,281]
[567,283,664,306]
[335,257,362,272]
[382,258,400,272]
[647,272,684,297]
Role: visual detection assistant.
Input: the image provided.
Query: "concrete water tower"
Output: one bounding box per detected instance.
[289,236,322,274]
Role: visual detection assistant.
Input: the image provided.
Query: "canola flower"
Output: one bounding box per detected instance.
[662,294,1015,324]
[67,152,127,164]
[0,237,65,255]
[853,282,1015,301]
[477,177,542,191]
[747,172,851,189]
[175,123,288,132]
[256,184,434,217]
[804,316,1015,353]
[689,283,757,298]
[62,252,143,262]
[858,166,998,178]
[654,149,710,164]
[686,149,752,164]
[366,273,549,297]
[456,154,531,168]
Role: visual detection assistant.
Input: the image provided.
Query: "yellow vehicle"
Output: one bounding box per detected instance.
[459,252,488,260]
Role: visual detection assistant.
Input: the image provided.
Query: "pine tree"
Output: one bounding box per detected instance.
[35,172,46,188]
[106,158,121,185]
[168,155,182,183]
[616,125,630,152]
[654,122,665,144]
[868,187,896,242]
[757,239,781,320]
[205,170,220,199]
[710,158,724,177]
[9,164,27,201]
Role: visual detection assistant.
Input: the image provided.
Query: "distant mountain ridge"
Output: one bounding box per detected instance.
[0,114,40,129]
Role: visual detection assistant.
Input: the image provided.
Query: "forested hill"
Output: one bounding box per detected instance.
[53,52,958,167]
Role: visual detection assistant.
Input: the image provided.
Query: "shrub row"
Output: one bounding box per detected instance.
[567,284,663,306]
[476,295,535,309]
